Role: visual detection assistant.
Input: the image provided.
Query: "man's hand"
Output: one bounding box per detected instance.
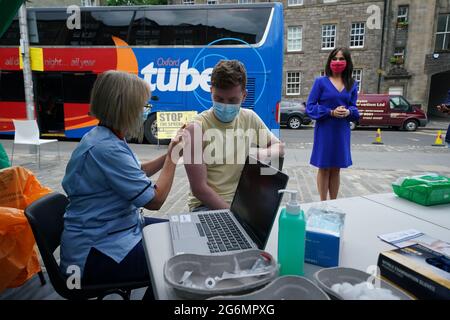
[437,104,449,113]
[257,141,285,162]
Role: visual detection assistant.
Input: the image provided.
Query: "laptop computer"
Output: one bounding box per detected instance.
[169,156,289,255]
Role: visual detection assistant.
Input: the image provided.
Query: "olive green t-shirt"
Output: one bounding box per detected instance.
[187,108,276,211]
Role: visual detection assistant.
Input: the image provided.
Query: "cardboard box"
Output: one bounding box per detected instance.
[305,227,342,268]
[378,244,450,300]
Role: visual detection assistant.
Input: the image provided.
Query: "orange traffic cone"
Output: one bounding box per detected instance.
[372,128,384,145]
[432,130,445,147]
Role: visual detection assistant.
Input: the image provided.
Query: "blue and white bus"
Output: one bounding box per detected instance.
[0,3,284,143]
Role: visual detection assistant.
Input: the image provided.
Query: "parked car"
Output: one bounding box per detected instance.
[280,100,312,129]
[355,94,428,131]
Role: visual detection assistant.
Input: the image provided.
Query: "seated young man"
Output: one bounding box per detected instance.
[183,60,285,212]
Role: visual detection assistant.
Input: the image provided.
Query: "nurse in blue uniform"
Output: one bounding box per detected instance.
[306,48,360,201]
[60,71,184,300]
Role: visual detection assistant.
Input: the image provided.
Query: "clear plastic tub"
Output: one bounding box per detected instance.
[209,276,330,300]
[164,249,278,299]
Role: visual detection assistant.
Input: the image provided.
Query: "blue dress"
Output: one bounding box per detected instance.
[306,77,360,169]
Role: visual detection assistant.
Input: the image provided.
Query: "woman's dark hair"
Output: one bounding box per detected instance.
[325,47,355,92]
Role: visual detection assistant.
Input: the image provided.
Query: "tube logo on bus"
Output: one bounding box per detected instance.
[135,37,268,112]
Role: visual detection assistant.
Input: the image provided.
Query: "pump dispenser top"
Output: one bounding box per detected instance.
[278,189,301,215]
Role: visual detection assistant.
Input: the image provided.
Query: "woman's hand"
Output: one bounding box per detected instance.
[332,106,350,118]
[167,125,187,164]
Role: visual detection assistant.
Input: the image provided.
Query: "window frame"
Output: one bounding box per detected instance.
[286,71,302,96]
[350,22,365,48]
[352,69,363,93]
[436,14,450,52]
[287,0,304,7]
[321,24,337,50]
[287,26,303,52]
[397,5,409,23]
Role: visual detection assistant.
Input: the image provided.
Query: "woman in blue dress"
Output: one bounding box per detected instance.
[306,48,360,201]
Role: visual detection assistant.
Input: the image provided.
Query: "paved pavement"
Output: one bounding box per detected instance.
[1,135,449,219]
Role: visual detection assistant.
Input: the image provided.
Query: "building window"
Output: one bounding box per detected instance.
[320,70,326,77]
[81,0,96,6]
[436,14,450,51]
[183,0,195,4]
[288,0,303,6]
[287,26,302,52]
[350,22,365,48]
[397,5,409,23]
[238,0,254,3]
[394,47,406,64]
[394,47,405,58]
[322,24,336,49]
[352,69,363,92]
[286,72,301,95]
[207,0,218,3]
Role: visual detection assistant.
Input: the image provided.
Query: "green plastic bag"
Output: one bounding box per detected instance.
[0,143,10,169]
[392,174,450,206]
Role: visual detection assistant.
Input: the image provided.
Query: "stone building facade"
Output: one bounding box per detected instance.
[381,0,450,116]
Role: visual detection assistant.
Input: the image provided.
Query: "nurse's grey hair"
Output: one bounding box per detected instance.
[90,70,150,142]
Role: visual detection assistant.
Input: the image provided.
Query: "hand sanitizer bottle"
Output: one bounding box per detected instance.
[277,189,306,276]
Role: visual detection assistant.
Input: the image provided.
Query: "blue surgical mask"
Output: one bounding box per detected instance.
[212,102,241,123]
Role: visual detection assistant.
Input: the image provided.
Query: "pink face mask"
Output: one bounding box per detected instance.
[330,60,347,74]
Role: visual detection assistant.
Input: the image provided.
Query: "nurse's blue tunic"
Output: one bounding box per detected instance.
[60,126,155,276]
[306,77,360,169]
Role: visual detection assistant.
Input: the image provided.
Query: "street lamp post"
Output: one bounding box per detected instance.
[18,3,35,121]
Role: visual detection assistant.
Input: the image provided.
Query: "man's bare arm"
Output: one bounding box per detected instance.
[184,123,230,210]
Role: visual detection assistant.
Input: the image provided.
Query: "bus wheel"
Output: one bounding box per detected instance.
[349,121,357,130]
[403,119,418,132]
[144,114,170,145]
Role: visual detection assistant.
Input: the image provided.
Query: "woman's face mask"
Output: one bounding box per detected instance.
[330,60,347,74]
[212,102,241,123]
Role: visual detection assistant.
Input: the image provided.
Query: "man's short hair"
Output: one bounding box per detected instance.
[211,60,247,91]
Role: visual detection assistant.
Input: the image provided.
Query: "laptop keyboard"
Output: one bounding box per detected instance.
[197,211,252,253]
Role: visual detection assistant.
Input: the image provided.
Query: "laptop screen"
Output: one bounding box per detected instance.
[230,156,289,249]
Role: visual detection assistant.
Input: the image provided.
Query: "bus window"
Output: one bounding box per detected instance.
[30,10,80,46]
[82,10,134,46]
[0,72,25,101]
[129,9,208,46]
[63,73,97,103]
[206,7,271,45]
[0,19,20,46]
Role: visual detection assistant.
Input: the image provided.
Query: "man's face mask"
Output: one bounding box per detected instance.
[212,101,241,123]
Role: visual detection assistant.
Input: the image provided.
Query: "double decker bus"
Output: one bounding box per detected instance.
[0,3,283,143]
